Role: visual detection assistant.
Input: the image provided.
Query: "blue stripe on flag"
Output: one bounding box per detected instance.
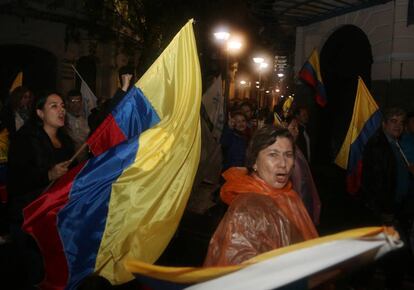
[58,138,139,289]
[113,87,160,139]
[347,110,382,172]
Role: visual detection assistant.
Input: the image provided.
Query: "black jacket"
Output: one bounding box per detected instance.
[361,129,397,219]
[88,88,126,134]
[7,123,74,223]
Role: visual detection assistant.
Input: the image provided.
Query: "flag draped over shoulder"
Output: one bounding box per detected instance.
[298,49,327,107]
[22,19,202,289]
[335,77,381,194]
[9,71,23,93]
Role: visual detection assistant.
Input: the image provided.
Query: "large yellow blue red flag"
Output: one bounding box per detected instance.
[298,49,327,107]
[335,77,381,194]
[22,19,201,289]
[125,227,400,289]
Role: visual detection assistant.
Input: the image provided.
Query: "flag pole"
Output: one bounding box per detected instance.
[42,142,89,193]
[395,141,411,167]
[72,64,87,84]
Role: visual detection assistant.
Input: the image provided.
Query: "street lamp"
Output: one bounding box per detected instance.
[213,29,243,113]
[259,62,269,70]
[213,31,230,42]
[253,57,264,64]
[253,56,269,109]
[227,39,242,51]
[239,79,250,99]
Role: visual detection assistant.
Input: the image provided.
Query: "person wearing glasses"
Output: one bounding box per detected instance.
[65,89,90,161]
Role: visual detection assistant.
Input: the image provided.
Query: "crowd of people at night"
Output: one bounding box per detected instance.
[0,67,413,290]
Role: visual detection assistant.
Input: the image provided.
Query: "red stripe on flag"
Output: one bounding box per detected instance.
[315,94,327,107]
[87,114,127,156]
[23,162,86,290]
[299,69,318,87]
[346,160,362,195]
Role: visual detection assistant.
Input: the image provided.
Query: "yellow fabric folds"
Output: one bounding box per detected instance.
[335,77,379,169]
[94,19,202,284]
[9,71,23,92]
[124,227,385,284]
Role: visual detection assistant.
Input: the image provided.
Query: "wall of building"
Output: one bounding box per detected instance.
[295,0,414,109]
[0,14,136,101]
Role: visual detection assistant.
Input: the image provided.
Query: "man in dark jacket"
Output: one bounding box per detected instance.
[361,107,408,223]
[361,107,411,290]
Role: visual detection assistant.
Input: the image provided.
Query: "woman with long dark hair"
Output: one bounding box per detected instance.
[7,91,74,287]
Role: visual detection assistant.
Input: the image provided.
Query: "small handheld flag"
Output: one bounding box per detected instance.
[299,49,327,107]
[335,77,382,194]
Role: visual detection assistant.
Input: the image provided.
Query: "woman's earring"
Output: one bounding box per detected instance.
[253,167,257,172]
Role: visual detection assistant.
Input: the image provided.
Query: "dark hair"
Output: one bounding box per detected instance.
[34,90,62,111]
[245,125,295,173]
[240,102,252,110]
[293,105,308,117]
[67,89,81,99]
[231,110,247,120]
[382,107,406,122]
[407,111,414,120]
[282,115,296,127]
[31,90,63,127]
[9,86,32,111]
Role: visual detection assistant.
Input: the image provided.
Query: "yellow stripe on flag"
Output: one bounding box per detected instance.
[335,77,379,169]
[124,227,388,284]
[308,49,323,84]
[94,19,202,284]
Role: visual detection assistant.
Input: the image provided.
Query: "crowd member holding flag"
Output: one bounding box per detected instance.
[88,65,134,133]
[65,89,90,161]
[0,86,34,137]
[205,126,318,266]
[361,107,412,290]
[22,20,201,289]
[7,91,74,288]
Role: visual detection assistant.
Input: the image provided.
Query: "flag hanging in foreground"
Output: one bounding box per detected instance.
[298,49,327,107]
[335,77,382,194]
[9,71,23,92]
[125,227,401,290]
[23,19,202,290]
[72,65,98,117]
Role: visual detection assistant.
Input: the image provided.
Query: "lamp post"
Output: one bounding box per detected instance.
[253,57,268,110]
[214,29,242,113]
[239,79,250,99]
